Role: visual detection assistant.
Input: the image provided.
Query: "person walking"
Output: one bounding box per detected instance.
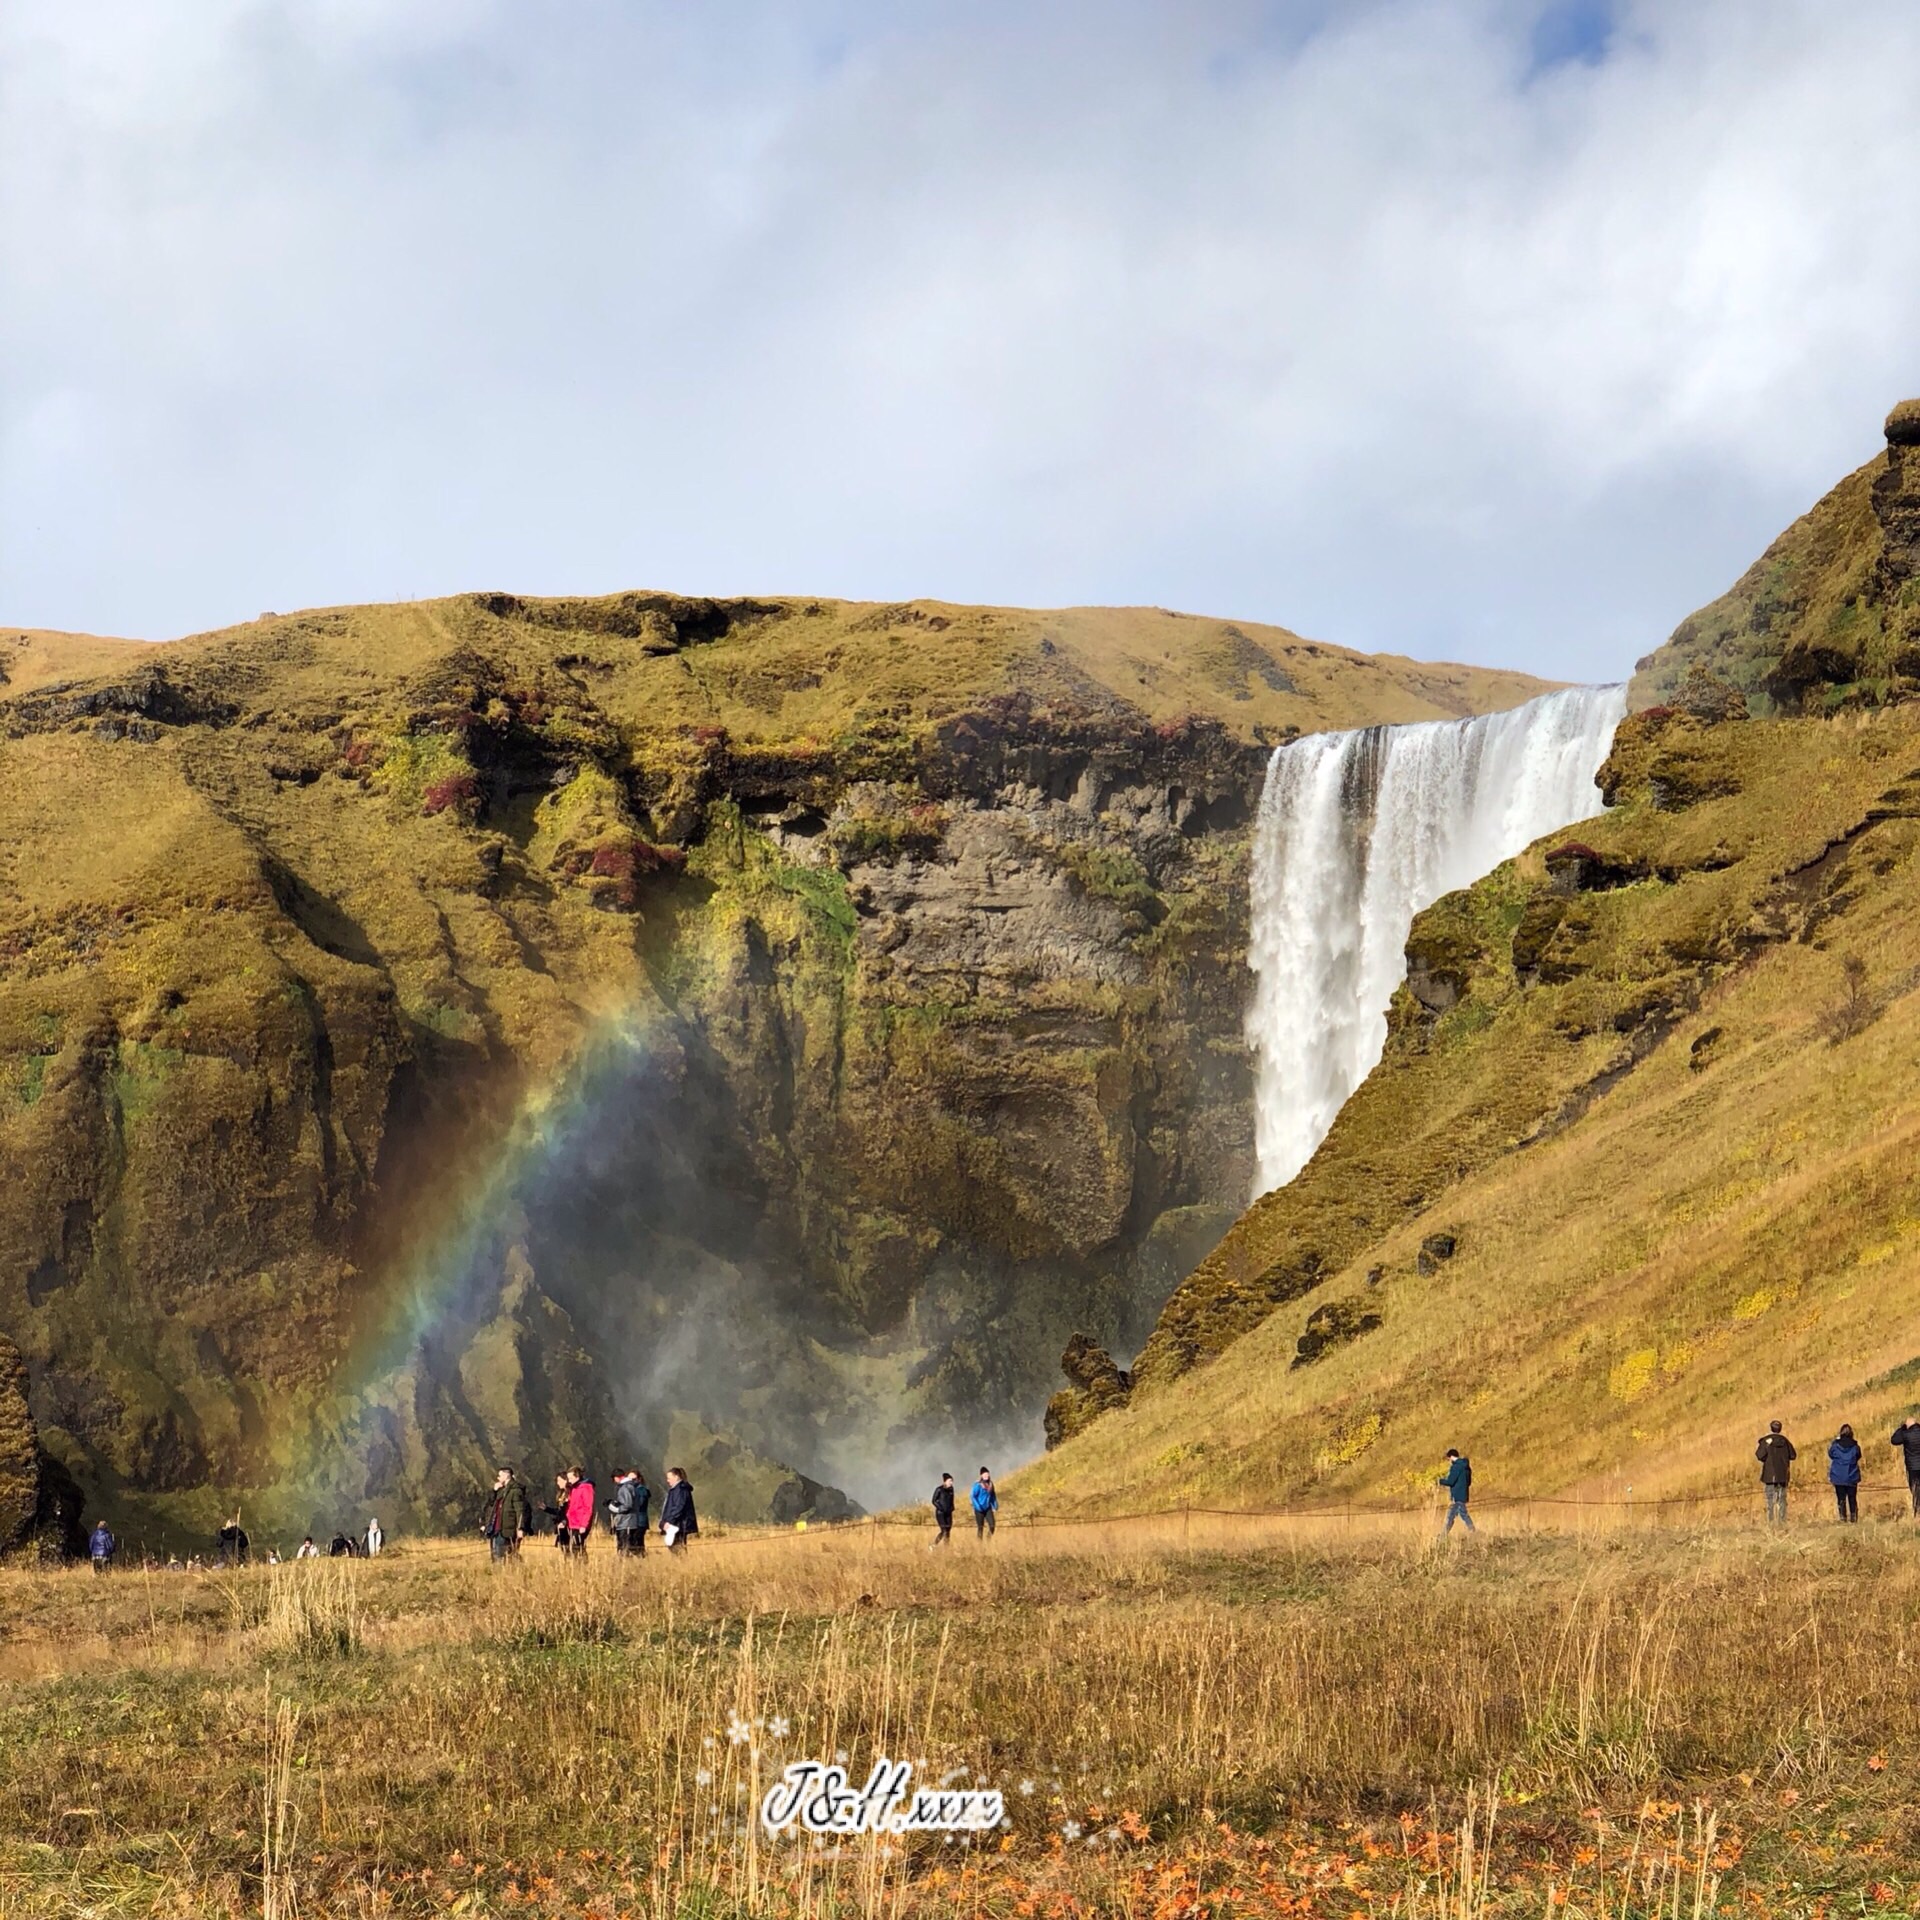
[1890,1416,1920,1516]
[931,1473,955,1547]
[660,1467,698,1553]
[218,1513,250,1567]
[1437,1449,1475,1532]
[328,1531,355,1558]
[1757,1420,1796,1524]
[608,1469,650,1556]
[87,1519,115,1574]
[971,1468,998,1540]
[481,1468,532,1561]
[1829,1425,1863,1523]
[362,1517,384,1558]
[564,1467,597,1555]
[295,1535,319,1560]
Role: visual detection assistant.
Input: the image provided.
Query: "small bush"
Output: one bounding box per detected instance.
[422,771,482,817]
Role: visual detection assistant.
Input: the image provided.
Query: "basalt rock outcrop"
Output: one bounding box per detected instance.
[0,595,1548,1539]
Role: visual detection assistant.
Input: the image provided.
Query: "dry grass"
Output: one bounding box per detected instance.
[0,1518,1915,1916]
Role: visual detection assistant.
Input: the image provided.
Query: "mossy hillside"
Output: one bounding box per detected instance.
[1631,401,1920,712]
[0,588,1553,1531]
[1020,701,1920,1515]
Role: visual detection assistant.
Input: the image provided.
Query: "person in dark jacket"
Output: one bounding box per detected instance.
[327,1531,355,1558]
[218,1514,251,1567]
[1437,1449,1474,1532]
[481,1467,533,1560]
[544,1473,571,1550]
[660,1468,698,1552]
[931,1473,955,1546]
[971,1469,998,1539]
[1891,1417,1920,1516]
[1828,1425,1863,1522]
[88,1520,115,1574]
[608,1469,650,1556]
[1757,1420,1796,1523]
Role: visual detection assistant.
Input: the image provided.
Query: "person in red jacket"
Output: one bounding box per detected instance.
[564,1466,597,1554]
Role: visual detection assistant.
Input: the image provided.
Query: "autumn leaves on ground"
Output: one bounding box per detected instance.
[0,1515,1915,1919]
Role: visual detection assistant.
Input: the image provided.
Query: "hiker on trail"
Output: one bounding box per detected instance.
[660,1467,698,1552]
[1437,1449,1475,1532]
[296,1536,319,1560]
[328,1531,355,1558]
[363,1517,384,1558]
[217,1514,250,1567]
[1890,1417,1920,1516]
[608,1469,650,1556]
[482,1468,532,1561]
[88,1520,115,1574]
[971,1468,998,1540]
[1829,1425,1863,1523]
[1757,1421,1796,1524]
[931,1473,955,1547]
[564,1467,597,1554]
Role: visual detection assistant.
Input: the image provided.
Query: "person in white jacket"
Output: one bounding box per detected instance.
[362,1517,384,1557]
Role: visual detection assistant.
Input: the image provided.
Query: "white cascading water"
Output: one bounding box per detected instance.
[1246,684,1628,1196]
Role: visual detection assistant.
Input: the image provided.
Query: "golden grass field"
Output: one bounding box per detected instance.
[2,1506,1917,1919]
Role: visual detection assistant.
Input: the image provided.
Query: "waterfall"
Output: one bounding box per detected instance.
[1245,684,1628,1196]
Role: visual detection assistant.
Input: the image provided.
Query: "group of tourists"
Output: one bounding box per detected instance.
[929,1468,999,1544]
[73,1416,1920,1572]
[1755,1417,1920,1522]
[1429,1418,1920,1537]
[479,1463,698,1558]
[83,1512,384,1572]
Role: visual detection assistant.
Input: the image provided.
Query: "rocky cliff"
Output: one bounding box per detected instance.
[0,594,1549,1543]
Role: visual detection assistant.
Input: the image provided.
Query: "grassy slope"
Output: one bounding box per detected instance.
[1020,703,1920,1515]
[1629,403,1919,711]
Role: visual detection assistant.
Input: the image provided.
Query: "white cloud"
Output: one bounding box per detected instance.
[3,0,1917,681]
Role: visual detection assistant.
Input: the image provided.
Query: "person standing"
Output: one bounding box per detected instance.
[565,1467,597,1554]
[87,1519,115,1574]
[1829,1425,1863,1523]
[295,1535,319,1560]
[971,1468,998,1540]
[362,1517,384,1558]
[218,1513,250,1567]
[481,1468,531,1561]
[546,1473,572,1550]
[1757,1420,1796,1524]
[608,1469,650,1556]
[1437,1449,1475,1532]
[1890,1416,1920,1516]
[931,1473,955,1547]
[660,1467,698,1553]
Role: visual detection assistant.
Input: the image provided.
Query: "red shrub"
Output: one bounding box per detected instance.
[422,772,482,817]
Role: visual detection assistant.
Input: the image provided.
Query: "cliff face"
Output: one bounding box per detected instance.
[0,595,1550,1538]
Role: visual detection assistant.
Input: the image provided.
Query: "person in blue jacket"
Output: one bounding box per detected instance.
[659,1467,697,1553]
[87,1519,116,1574]
[1829,1424,1863,1523]
[971,1468,998,1540]
[1437,1449,1475,1532]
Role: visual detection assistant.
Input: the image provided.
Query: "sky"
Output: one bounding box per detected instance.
[4,0,1918,684]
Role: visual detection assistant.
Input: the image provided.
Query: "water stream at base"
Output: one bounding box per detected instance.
[1245,683,1629,1197]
